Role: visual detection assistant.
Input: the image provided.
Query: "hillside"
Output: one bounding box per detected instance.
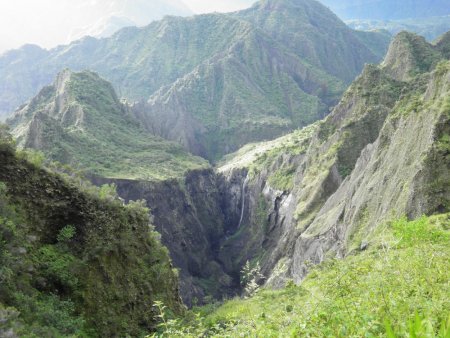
[145,29,450,337]
[6,69,235,306]
[0,128,182,337]
[0,0,390,160]
[215,30,450,288]
[154,214,450,336]
[7,69,208,180]
[319,0,450,20]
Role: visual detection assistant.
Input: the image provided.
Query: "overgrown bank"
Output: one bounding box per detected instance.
[150,215,450,337]
[0,129,182,337]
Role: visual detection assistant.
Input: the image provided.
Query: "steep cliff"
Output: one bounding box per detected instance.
[91,170,237,306]
[0,129,182,337]
[218,31,450,286]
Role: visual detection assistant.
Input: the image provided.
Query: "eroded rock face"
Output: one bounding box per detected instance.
[92,169,238,306]
[217,33,450,288]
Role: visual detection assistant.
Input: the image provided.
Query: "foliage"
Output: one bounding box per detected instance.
[240,261,265,298]
[16,149,46,168]
[151,214,450,337]
[57,225,76,243]
[10,70,209,181]
[0,143,182,337]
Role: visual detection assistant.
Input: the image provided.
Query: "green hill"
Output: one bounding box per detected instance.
[7,69,208,180]
[0,128,182,337]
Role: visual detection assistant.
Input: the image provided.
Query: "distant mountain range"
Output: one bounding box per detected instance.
[0,0,390,161]
[347,16,450,42]
[0,0,193,54]
[319,0,450,20]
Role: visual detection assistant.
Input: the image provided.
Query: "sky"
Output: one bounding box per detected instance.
[0,0,255,54]
[184,0,254,13]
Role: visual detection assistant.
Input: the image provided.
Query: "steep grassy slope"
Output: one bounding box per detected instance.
[7,69,208,180]
[0,129,182,337]
[152,214,450,337]
[0,0,390,159]
[319,0,450,20]
[216,31,450,287]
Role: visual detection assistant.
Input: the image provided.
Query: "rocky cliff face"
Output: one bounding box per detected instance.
[91,169,237,306]
[217,31,450,287]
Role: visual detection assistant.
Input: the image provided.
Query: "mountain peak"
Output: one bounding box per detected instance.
[382,31,441,81]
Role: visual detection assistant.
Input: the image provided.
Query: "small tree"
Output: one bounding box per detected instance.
[240,261,265,298]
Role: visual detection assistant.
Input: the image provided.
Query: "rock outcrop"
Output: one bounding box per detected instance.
[217,31,450,286]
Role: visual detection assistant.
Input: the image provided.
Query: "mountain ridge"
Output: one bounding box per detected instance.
[0,0,390,160]
[7,69,209,180]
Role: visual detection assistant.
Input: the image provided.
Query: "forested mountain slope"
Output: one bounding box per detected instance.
[0,0,390,160]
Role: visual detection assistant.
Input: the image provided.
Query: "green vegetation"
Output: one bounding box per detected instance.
[9,70,208,181]
[0,128,182,337]
[267,165,296,191]
[150,214,450,337]
[1,0,390,159]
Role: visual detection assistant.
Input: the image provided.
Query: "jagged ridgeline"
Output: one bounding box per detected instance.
[218,31,450,286]
[0,0,390,160]
[0,130,183,336]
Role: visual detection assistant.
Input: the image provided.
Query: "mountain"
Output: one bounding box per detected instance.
[216,30,450,288]
[0,0,390,160]
[147,29,450,335]
[319,0,450,20]
[0,129,182,336]
[7,69,234,306]
[347,16,450,42]
[7,69,208,181]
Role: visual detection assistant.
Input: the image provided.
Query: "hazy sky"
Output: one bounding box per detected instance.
[184,0,254,13]
[0,0,255,54]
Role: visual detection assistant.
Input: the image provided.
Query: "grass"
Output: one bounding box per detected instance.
[150,214,450,337]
